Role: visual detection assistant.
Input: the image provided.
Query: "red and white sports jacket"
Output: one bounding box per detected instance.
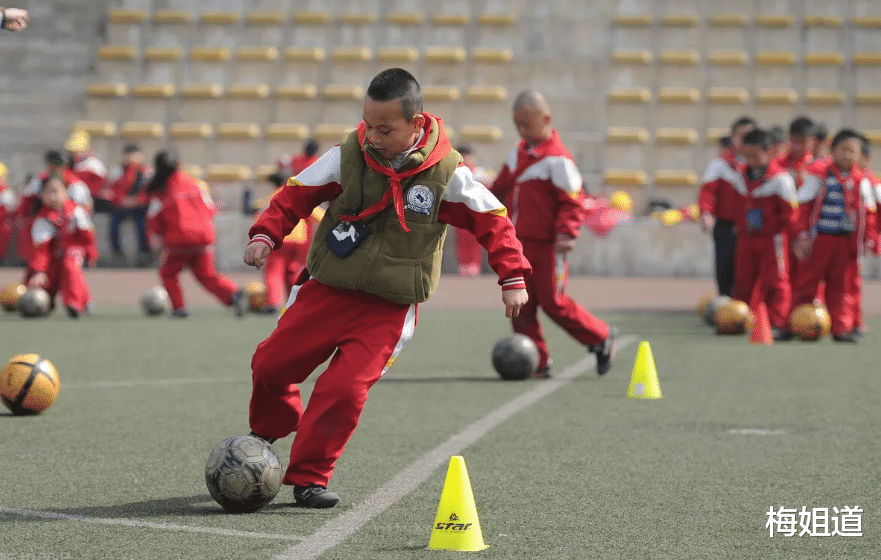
[698,149,740,223]
[70,152,108,199]
[720,160,798,239]
[20,169,91,215]
[30,200,98,272]
[489,131,585,243]
[146,171,217,248]
[250,144,530,291]
[106,162,151,207]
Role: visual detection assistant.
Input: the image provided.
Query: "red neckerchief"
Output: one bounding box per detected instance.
[342,113,451,233]
[721,148,738,168]
[738,159,784,201]
[777,152,814,188]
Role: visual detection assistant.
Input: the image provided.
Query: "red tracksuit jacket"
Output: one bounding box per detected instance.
[29,200,98,273]
[730,160,798,239]
[698,149,741,222]
[106,163,151,207]
[489,130,585,243]
[71,152,108,199]
[146,171,216,248]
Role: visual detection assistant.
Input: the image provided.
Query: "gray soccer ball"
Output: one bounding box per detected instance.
[140,286,170,317]
[17,288,51,318]
[703,295,732,326]
[491,334,540,381]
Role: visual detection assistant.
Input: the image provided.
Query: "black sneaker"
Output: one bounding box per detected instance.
[231,289,246,318]
[852,327,865,338]
[171,309,189,319]
[771,327,792,342]
[594,326,618,376]
[833,332,859,343]
[258,306,280,315]
[294,484,340,509]
[532,364,552,379]
[65,306,80,319]
[248,431,278,444]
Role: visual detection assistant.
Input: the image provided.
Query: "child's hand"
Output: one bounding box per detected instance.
[244,241,271,269]
[28,272,48,288]
[792,232,811,261]
[554,235,576,254]
[502,288,528,318]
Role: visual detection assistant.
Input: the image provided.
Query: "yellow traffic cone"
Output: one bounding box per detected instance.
[627,341,663,399]
[427,456,488,551]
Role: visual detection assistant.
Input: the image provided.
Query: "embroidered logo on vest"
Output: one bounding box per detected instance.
[405,185,434,215]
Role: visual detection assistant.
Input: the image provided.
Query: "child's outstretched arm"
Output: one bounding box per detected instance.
[438,164,531,316]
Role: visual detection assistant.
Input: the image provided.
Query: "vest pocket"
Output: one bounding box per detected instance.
[367,253,422,304]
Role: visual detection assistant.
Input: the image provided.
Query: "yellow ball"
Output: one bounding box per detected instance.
[0,282,26,312]
[246,281,268,312]
[1,354,60,415]
[714,300,754,335]
[661,209,683,226]
[789,303,832,341]
[696,292,714,318]
[609,190,632,212]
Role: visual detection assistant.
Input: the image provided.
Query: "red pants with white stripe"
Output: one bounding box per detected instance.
[158,246,238,311]
[249,279,417,487]
[792,234,856,336]
[513,241,608,369]
[732,235,790,329]
[848,260,862,331]
[42,248,91,312]
[262,242,307,308]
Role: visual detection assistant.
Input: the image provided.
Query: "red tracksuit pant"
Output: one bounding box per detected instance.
[513,240,609,369]
[249,279,417,487]
[793,234,856,336]
[848,260,862,330]
[263,242,307,308]
[43,248,91,312]
[159,246,238,311]
[732,234,790,329]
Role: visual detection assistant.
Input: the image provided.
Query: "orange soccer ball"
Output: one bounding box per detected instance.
[246,281,268,312]
[714,300,754,335]
[789,304,832,341]
[0,282,26,312]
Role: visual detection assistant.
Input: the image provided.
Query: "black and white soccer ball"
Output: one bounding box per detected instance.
[139,286,170,316]
[491,334,540,380]
[205,435,283,513]
[17,287,51,318]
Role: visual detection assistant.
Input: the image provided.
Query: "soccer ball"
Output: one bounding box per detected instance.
[18,288,51,318]
[714,300,753,335]
[491,334,539,380]
[205,435,283,513]
[246,281,267,312]
[0,354,60,415]
[696,292,714,319]
[0,282,26,312]
[703,295,731,326]
[789,303,832,341]
[140,286,170,316]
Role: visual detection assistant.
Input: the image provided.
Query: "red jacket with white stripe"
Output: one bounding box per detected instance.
[489,131,585,244]
[71,152,108,199]
[29,200,98,272]
[724,160,798,239]
[250,142,530,291]
[146,171,217,248]
[697,149,739,223]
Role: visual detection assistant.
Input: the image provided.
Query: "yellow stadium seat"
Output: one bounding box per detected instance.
[653,170,698,187]
[424,46,467,64]
[378,47,420,63]
[313,124,356,143]
[108,9,147,24]
[606,127,650,144]
[265,123,310,141]
[804,15,842,27]
[656,128,698,145]
[423,86,460,102]
[707,87,750,104]
[322,84,364,101]
[107,9,146,45]
[292,11,332,24]
[756,88,798,104]
[385,12,424,25]
[247,11,285,26]
[120,122,165,159]
[129,83,175,123]
[608,88,652,103]
[660,14,699,27]
[611,50,653,64]
[707,50,748,66]
[199,11,239,25]
[73,120,117,138]
[331,46,373,63]
[708,13,747,27]
[603,170,647,186]
[204,165,253,212]
[338,13,377,25]
[755,14,794,27]
[177,83,225,122]
[478,13,517,26]
[169,123,214,168]
[206,164,253,181]
[458,125,504,143]
[87,82,128,98]
[432,13,470,26]
[465,86,508,102]
[170,122,213,139]
[612,14,652,26]
[153,10,193,24]
[755,51,797,90]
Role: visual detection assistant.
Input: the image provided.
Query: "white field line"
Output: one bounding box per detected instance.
[275,336,637,560]
[0,505,306,541]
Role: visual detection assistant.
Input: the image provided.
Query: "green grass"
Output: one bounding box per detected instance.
[0,306,879,559]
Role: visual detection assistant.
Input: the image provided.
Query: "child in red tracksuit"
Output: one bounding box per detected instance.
[723,129,798,340]
[243,68,530,508]
[27,175,98,318]
[146,150,244,318]
[848,134,880,337]
[490,90,616,378]
[793,129,878,342]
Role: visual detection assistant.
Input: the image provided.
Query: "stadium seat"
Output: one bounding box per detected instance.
[328,46,374,86]
[382,12,425,48]
[657,15,700,52]
[291,11,332,50]
[129,83,175,123]
[169,122,214,168]
[653,170,700,210]
[198,11,242,48]
[610,14,653,52]
[233,46,279,85]
[755,88,799,126]
[803,51,845,92]
[657,50,701,89]
[120,121,165,157]
[706,88,751,134]
[319,84,367,124]
[458,125,504,144]
[852,53,881,92]
[313,124,356,146]
[423,47,467,86]
[854,93,881,130]
[804,89,847,131]
[96,45,138,83]
[656,88,702,129]
[274,84,319,126]
[705,12,749,50]
[377,47,420,75]
[609,50,653,89]
[177,83,225,123]
[804,14,844,52]
[85,82,128,123]
[245,11,287,46]
[654,128,700,172]
[226,83,272,124]
[607,87,652,128]
[205,164,253,212]
[603,169,648,188]
[72,120,118,163]
[264,123,311,166]
[755,51,797,90]
[142,46,184,85]
[461,86,509,125]
[754,13,797,52]
[422,85,461,117]
[279,47,325,89]
[474,11,518,52]
[604,127,650,170]
[149,10,194,49]
[706,50,750,89]
[189,46,232,85]
[426,12,469,47]
[215,123,263,168]
[106,9,146,46]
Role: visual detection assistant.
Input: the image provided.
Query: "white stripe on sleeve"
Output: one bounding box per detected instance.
[293,146,342,187]
[442,166,506,213]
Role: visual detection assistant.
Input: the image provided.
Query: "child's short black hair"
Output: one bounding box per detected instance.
[742,128,773,150]
[366,68,423,120]
[123,143,141,154]
[44,150,65,166]
[789,116,815,137]
[813,122,828,142]
[730,116,757,133]
[303,138,319,157]
[717,136,732,150]
[831,128,863,149]
[456,144,474,156]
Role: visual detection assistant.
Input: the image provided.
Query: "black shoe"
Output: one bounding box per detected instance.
[231,289,246,318]
[65,306,80,319]
[248,431,278,444]
[771,327,792,342]
[294,484,340,509]
[833,332,859,343]
[593,326,618,375]
[258,306,279,315]
[532,363,552,379]
[852,327,865,338]
[171,309,189,319]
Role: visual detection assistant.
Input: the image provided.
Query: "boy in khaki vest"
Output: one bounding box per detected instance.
[243,68,531,508]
